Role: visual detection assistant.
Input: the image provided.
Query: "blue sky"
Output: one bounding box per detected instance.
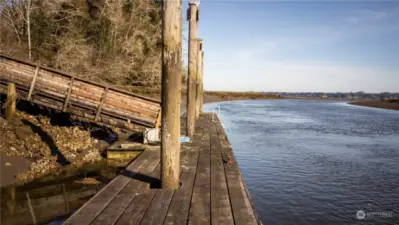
[182,0,399,92]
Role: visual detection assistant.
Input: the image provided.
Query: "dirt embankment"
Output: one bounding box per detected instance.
[349,100,399,111]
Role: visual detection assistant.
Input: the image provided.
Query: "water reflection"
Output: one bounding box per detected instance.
[1,159,127,225]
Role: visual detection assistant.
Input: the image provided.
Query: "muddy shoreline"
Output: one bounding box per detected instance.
[349,100,399,111]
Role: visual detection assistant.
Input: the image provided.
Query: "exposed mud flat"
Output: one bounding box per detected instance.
[0,110,110,187]
[349,100,399,111]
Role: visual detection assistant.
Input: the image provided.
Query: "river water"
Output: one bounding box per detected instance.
[205,100,399,225]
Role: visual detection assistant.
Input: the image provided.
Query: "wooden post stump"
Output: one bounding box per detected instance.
[5,83,16,120]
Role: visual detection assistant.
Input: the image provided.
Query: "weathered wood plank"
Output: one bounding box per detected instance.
[209,124,234,225]
[215,121,259,225]
[115,165,161,225]
[90,151,160,225]
[27,66,39,100]
[163,117,205,225]
[139,189,174,225]
[64,114,260,225]
[188,126,211,225]
[63,150,157,225]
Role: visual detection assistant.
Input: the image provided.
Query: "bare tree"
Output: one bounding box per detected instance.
[27,0,31,59]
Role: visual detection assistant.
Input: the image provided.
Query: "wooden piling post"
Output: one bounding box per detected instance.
[195,39,203,119]
[161,0,182,189]
[5,83,16,120]
[200,51,204,112]
[186,1,199,137]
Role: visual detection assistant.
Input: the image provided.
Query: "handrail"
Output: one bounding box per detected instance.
[212,104,225,128]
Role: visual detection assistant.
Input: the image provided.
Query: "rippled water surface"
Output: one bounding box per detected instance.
[205,100,399,225]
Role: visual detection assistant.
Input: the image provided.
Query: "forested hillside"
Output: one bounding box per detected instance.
[0,0,174,93]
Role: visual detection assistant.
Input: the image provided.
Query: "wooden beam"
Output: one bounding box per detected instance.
[161,0,183,189]
[95,86,108,121]
[27,66,39,100]
[156,109,162,129]
[63,76,74,112]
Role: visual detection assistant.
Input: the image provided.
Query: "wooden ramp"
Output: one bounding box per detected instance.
[0,54,161,131]
[64,113,261,225]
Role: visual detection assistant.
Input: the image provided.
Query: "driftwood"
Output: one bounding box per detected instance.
[0,54,161,131]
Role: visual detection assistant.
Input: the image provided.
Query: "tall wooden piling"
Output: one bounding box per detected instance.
[161,0,182,189]
[195,39,203,119]
[187,2,199,137]
[200,51,204,112]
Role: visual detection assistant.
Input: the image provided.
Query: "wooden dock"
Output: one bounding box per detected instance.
[64,113,261,225]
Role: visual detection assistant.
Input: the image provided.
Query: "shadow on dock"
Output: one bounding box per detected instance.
[122,169,161,189]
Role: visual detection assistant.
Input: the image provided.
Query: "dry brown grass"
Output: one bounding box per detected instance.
[0,0,167,90]
[205,91,281,99]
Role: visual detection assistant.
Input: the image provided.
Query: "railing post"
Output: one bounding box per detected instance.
[161,0,182,189]
[186,1,199,137]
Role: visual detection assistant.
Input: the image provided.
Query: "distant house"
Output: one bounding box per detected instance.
[321,95,328,98]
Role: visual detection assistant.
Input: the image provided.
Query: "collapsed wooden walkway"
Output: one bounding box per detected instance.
[0,54,161,131]
[64,113,261,225]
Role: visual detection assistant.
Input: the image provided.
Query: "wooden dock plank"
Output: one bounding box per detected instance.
[163,118,205,225]
[90,151,160,225]
[115,165,161,225]
[63,149,156,225]
[209,124,234,225]
[188,126,211,225]
[66,113,261,225]
[139,189,175,225]
[215,122,259,225]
